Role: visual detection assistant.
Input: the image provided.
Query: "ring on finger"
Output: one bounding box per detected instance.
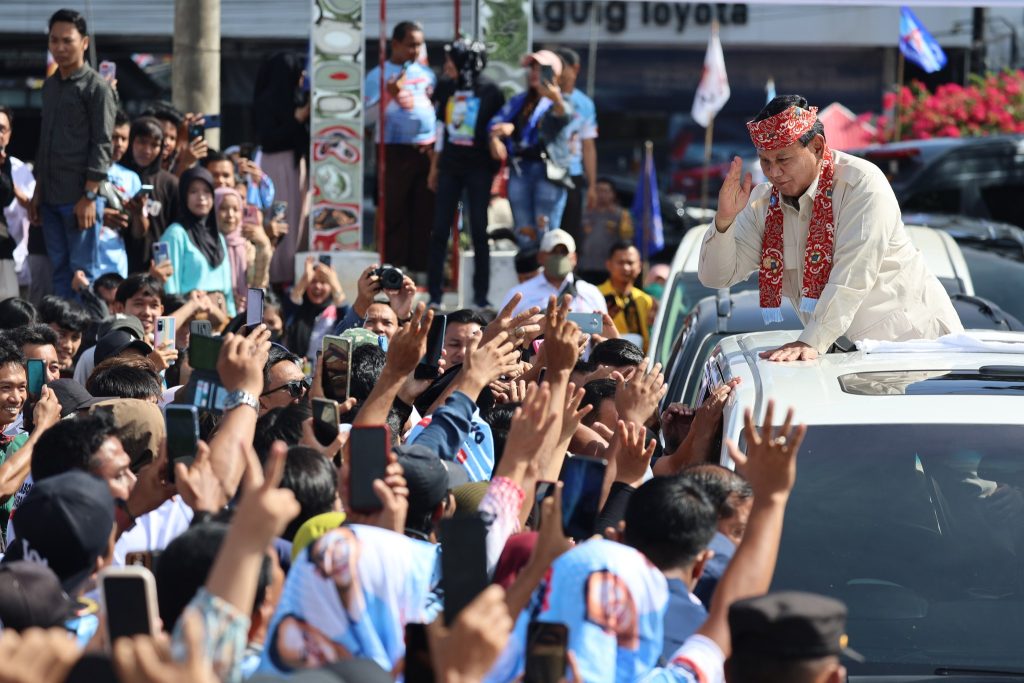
[771,435,787,447]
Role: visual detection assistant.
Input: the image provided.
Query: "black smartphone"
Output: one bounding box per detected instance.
[559,455,608,540]
[188,122,204,141]
[202,113,222,129]
[138,183,155,199]
[188,333,222,372]
[403,622,435,683]
[414,315,447,380]
[165,405,199,483]
[347,425,390,513]
[318,253,332,266]
[321,336,352,402]
[99,566,159,642]
[246,287,265,329]
[189,319,213,339]
[312,398,340,447]
[539,64,555,85]
[525,622,569,683]
[26,359,45,400]
[531,480,556,530]
[440,515,489,626]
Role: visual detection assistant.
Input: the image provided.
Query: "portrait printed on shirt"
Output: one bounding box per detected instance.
[445,90,481,147]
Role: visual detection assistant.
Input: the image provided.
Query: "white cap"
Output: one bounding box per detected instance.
[539,229,576,253]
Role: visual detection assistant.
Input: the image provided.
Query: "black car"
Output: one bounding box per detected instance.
[904,212,1024,262]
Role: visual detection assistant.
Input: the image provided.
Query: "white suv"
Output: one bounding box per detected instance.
[696,329,1024,676]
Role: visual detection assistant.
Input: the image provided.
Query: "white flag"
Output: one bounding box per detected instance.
[691,28,730,128]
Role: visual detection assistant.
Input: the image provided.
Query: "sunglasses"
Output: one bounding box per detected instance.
[260,377,311,399]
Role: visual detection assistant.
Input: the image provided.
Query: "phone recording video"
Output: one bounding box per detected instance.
[440,515,489,626]
[188,122,205,141]
[246,288,265,329]
[26,358,45,400]
[539,63,556,85]
[321,336,352,402]
[188,334,223,372]
[165,405,199,483]
[525,621,569,683]
[346,425,390,513]
[559,455,608,540]
[414,315,447,380]
[99,566,159,643]
[404,622,435,683]
[312,398,340,447]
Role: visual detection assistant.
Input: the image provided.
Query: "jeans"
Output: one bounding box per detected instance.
[507,159,568,249]
[429,167,493,305]
[41,200,102,299]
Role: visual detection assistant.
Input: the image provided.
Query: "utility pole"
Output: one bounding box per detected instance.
[172,0,221,149]
[971,7,987,76]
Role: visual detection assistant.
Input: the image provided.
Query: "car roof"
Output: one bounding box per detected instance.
[849,134,1024,157]
[716,330,1024,426]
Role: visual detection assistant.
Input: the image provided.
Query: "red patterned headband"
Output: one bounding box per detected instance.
[746,105,819,151]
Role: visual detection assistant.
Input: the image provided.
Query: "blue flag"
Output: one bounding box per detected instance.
[631,146,664,260]
[899,6,947,73]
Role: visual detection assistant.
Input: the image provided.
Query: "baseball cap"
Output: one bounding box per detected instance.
[341,327,382,350]
[539,229,576,254]
[291,511,347,564]
[94,329,153,366]
[396,444,451,520]
[520,49,563,78]
[0,561,78,630]
[4,470,116,593]
[97,314,146,342]
[729,591,864,662]
[47,379,110,418]
[89,399,164,471]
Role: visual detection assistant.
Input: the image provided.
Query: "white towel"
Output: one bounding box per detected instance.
[857,333,1024,355]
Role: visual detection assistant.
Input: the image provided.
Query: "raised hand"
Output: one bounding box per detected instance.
[726,400,806,502]
[543,296,581,375]
[480,293,542,348]
[384,302,434,376]
[458,331,522,398]
[494,382,558,484]
[557,383,592,446]
[174,440,228,514]
[216,328,270,396]
[716,156,753,230]
[613,358,667,428]
[611,420,657,487]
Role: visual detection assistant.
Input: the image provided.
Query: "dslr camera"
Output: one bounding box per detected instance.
[374,264,405,290]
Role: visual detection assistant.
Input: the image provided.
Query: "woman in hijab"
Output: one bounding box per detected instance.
[121,116,180,274]
[284,255,345,360]
[214,187,249,311]
[159,167,236,315]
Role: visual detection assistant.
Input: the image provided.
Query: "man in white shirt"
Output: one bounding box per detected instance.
[699,95,962,362]
[501,229,607,316]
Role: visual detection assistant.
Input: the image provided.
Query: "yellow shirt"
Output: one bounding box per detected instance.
[598,280,654,351]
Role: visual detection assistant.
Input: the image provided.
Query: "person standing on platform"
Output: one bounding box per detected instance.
[555,47,599,241]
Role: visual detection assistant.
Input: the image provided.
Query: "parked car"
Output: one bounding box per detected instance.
[848,135,1024,229]
[691,329,1024,676]
[903,212,1024,262]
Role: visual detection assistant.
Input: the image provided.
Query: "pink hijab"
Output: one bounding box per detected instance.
[214,187,248,307]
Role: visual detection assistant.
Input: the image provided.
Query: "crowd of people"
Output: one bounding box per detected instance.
[0,7,873,683]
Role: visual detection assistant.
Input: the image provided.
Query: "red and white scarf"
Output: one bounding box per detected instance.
[746,105,835,323]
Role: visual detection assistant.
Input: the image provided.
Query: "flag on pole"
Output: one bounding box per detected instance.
[691,25,730,128]
[765,77,776,104]
[899,6,947,73]
[631,144,664,260]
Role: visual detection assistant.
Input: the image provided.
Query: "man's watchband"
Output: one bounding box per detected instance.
[223,389,259,413]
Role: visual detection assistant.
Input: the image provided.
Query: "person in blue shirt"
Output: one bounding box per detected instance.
[158,166,235,316]
[365,21,436,275]
[554,47,599,240]
[98,109,145,278]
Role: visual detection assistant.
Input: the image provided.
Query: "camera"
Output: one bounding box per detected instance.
[374,265,405,290]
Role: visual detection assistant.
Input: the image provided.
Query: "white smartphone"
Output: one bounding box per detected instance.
[155,316,176,351]
[567,312,603,335]
[99,565,159,644]
[99,60,116,81]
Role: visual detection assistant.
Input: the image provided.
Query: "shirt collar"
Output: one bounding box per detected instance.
[61,64,91,82]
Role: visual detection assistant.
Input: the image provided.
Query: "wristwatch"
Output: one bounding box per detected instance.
[84,189,98,201]
[223,389,259,413]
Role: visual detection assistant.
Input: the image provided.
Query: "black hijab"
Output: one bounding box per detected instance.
[176,166,224,269]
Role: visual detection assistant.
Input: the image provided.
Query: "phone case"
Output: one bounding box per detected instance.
[98,565,159,642]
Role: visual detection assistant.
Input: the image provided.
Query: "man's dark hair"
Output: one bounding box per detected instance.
[681,464,753,521]
[253,402,312,463]
[623,474,717,571]
[115,274,164,304]
[129,116,165,143]
[6,323,59,351]
[515,248,539,275]
[86,358,163,401]
[753,95,825,145]
[201,148,230,167]
[445,309,488,327]
[280,446,338,541]
[262,344,303,389]
[0,106,13,127]
[0,338,25,370]
[144,105,184,127]
[114,109,130,128]
[580,378,617,426]
[39,296,92,332]
[156,522,271,631]
[350,344,386,401]
[0,298,37,330]
[607,239,636,259]
[48,8,88,37]
[94,273,126,292]
[392,20,423,42]
[483,402,518,473]
[555,47,580,67]
[32,410,120,482]
[590,338,644,368]
[727,655,838,683]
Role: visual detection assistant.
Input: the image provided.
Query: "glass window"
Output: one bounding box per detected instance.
[839,369,1024,396]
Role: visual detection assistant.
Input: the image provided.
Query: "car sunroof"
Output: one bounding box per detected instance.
[839,368,1024,396]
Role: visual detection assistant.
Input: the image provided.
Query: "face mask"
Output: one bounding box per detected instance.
[544,254,572,279]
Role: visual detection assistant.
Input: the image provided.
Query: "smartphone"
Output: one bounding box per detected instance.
[155,316,176,352]
[243,204,260,225]
[187,122,205,141]
[124,550,160,572]
[531,480,556,530]
[414,315,447,380]
[137,184,154,199]
[165,405,199,483]
[440,515,489,625]
[188,333,222,372]
[99,566,159,643]
[559,455,608,540]
[152,242,170,266]
[26,359,45,400]
[525,622,569,683]
[312,398,340,447]
[539,63,555,85]
[271,201,288,221]
[322,336,352,402]
[189,319,213,340]
[567,312,602,335]
[318,253,333,267]
[202,113,222,129]
[404,623,435,683]
[246,288,265,329]
[99,60,116,81]
[346,425,390,514]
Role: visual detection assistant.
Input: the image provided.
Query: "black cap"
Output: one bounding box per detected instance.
[47,379,110,418]
[515,248,540,274]
[0,561,78,630]
[94,329,153,366]
[729,591,862,662]
[97,314,146,342]
[396,444,451,520]
[4,470,116,592]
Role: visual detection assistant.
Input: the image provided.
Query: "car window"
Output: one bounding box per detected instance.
[961,246,1024,322]
[903,187,962,215]
[678,272,758,316]
[980,184,1024,227]
[655,272,690,365]
[770,423,1024,674]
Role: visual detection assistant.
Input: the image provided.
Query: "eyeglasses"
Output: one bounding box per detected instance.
[260,377,311,399]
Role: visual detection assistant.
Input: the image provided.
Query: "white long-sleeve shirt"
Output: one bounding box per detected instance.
[698,150,963,352]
